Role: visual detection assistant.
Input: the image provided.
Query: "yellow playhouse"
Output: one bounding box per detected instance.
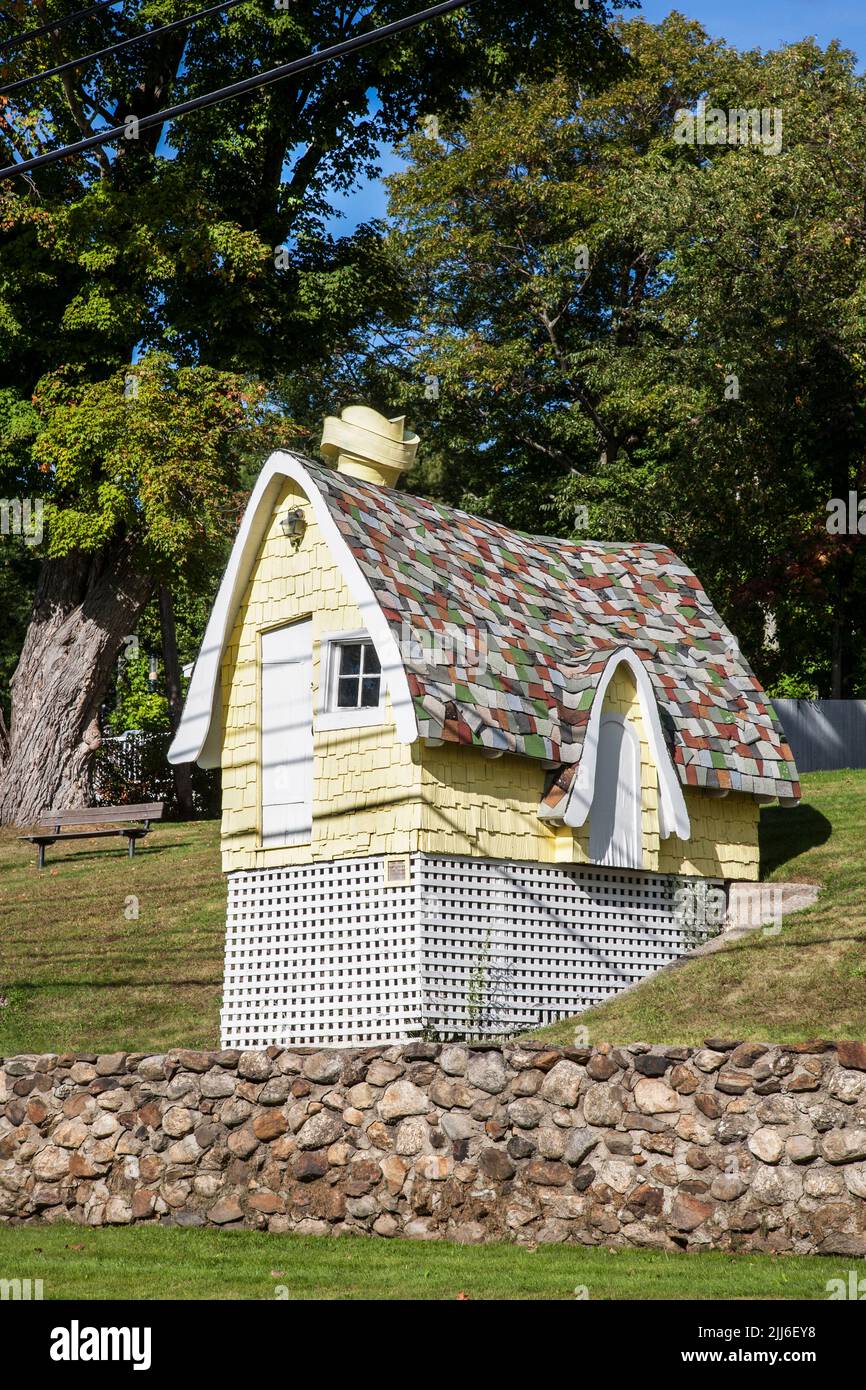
[169,406,800,1048]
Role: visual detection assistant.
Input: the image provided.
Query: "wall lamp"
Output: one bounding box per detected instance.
[280,508,307,551]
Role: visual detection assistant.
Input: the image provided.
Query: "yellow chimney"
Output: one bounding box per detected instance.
[320,405,419,488]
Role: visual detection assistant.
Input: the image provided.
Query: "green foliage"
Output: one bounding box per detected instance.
[0,0,629,731]
[106,650,169,735]
[364,16,866,695]
[29,354,294,583]
[766,673,821,701]
[0,543,39,723]
[0,1,627,391]
[101,585,217,733]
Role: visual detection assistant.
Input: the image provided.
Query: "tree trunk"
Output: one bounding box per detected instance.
[158,585,195,819]
[830,616,844,700]
[0,543,153,825]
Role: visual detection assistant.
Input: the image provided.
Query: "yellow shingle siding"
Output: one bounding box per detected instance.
[417,744,560,860]
[220,480,421,874]
[415,664,759,879]
[659,789,759,880]
[218,486,759,880]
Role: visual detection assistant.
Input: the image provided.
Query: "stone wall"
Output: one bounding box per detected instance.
[2,1040,866,1254]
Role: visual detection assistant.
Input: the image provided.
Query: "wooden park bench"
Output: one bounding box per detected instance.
[20,803,164,869]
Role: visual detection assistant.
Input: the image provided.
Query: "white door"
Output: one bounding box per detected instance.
[588,714,643,869]
[260,621,313,847]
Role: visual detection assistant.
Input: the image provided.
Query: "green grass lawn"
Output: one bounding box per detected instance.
[0,1223,851,1300]
[0,819,224,1056]
[0,770,864,1056]
[533,769,866,1047]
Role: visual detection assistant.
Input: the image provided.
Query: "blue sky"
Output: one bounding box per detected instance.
[632,1,866,59]
[328,1,866,234]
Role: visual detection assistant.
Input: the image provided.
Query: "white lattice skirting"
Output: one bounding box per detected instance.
[221,854,721,1049]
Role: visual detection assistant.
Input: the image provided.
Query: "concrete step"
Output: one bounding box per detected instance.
[695,880,821,955]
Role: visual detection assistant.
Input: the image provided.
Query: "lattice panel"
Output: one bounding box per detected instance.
[222,858,422,1048]
[418,856,720,1038]
[220,854,720,1047]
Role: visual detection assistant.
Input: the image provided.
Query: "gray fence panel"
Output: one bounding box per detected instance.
[772,699,866,773]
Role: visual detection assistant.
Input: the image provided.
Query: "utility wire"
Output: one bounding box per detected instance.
[0,0,125,55]
[0,0,479,181]
[0,0,245,97]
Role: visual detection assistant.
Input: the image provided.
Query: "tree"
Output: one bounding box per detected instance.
[0,356,290,820]
[361,15,866,696]
[0,0,628,821]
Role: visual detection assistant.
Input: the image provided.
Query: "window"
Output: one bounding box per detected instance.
[317,633,386,730]
[335,640,382,709]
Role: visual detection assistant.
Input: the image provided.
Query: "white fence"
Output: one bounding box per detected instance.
[91,729,219,814]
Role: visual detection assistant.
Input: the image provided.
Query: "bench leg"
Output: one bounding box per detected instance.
[128,835,135,860]
[38,843,46,870]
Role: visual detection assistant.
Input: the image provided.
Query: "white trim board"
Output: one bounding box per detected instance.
[168,451,418,767]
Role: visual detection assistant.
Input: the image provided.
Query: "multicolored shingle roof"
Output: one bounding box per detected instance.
[309,460,799,802]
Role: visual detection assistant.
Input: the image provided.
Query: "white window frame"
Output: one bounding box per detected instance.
[317,629,388,731]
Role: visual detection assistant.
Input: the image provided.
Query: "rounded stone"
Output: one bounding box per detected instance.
[439,1045,469,1076]
[843,1164,866,1199]
[633,1078,680,1115]
[536,1126,567,1160]
[539,1060,583,1107]
[466,1051,508,1095]
[748,1126,784,1165]
[582,1085,624,1127]
[162,1107,196,1138]
[252,1110,288,1141]
[827,1067,866,1104]
[821,1128,866,1164]
[104,1196,133,1224]
[785,1133,818,1164]
[751,1165,803,1205]
[395,1117,429,1155]
[52,1119,88,1149]
[507,1098,545,1130]
[295,1110,343,1151]
[302,1052,344,1085]
[32,1146,69,1181]
[200,1069,236,1099]
[237,1051,272,1082]
[379,1080,430,1122]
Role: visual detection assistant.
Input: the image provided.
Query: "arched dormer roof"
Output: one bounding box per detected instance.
[538,648,690,839]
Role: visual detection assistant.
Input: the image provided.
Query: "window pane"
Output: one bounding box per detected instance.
[363,643,381,674]
[361,675,381,708]
[339,643,362,676]
[338,675,360,708]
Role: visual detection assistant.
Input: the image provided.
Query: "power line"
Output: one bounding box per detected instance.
[0,0,245,98]
[0,0,125,55]
[0,0,480,181]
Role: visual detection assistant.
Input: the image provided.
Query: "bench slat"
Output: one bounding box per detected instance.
[21,829,131,842]
[34,802,163,828]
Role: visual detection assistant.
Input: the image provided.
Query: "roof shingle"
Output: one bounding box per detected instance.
[307,460,800,803]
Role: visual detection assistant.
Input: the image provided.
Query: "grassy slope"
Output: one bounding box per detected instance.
[0,770,863,1055]
[533,769,866,1046]
[0,1224,851,1300]
[0,820,224,1056]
